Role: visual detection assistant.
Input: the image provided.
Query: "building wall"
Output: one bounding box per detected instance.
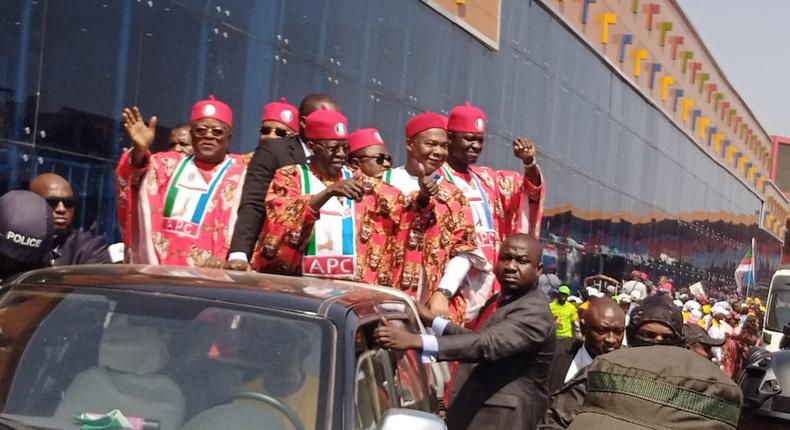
[0,0,780,285]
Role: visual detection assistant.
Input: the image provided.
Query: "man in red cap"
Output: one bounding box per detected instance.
[250,108,403,286]
[116,96,248,267]
[227,94,341,271]
[347,128,393,178]
[258,97,299,143]
[436,102,545,319]
[382,112,486,325]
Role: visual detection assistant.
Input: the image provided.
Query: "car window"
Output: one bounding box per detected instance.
[392,349,431,411]
[0,286,332,430]
[767,289,790,331]
[353,315,433,429]
[353,317,397,430]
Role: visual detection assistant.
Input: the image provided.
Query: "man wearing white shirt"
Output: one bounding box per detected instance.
[375,233,555,430]
[707,304,734,363]
[547,298,625,392]
[227,94,340,270]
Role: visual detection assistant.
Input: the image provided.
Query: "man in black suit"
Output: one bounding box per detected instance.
[375,233,556,430]
[547,297,625,393]
[226,94,341,270]
[539,295,685,429]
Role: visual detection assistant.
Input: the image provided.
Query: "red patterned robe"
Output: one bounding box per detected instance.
[438,164,545,321]
[116,150,248,266]
[384,166,483,325]
[251,164,403,287]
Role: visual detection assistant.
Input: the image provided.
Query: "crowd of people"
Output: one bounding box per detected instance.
[0,92,776,429]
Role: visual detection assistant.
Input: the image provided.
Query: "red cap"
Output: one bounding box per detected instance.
[447,102,486,133]
[261,97,298,132]
[304,106,348,140]
[190,95,233,127]
[405,112,446,139]
[348,128,385,153]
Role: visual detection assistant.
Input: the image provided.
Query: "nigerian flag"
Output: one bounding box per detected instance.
[734,247,753,296]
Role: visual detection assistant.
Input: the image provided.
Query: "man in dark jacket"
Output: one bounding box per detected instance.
[375,233,556,430]
[226,94,341,270]
[30,173,111,265]
[547,297,625,392]
[540,295,685,429]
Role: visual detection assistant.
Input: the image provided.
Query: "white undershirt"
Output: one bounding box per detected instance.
[564,344,593,382]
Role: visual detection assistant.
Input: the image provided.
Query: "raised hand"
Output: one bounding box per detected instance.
[417,163,439,199]
[512,136,536,165]
[326,178,365,201]
[122,106,157,151]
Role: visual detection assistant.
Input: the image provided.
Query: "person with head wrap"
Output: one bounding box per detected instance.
[382,112,484,325]
[437,102,546,318]
[346,128,393,179]
[540,296,687,429]
[249,108,404,287]
[708,303,734,363]
[257,97,299,143]
[117,97,248,267]
[560,346,742,430]
[227,94,342,271]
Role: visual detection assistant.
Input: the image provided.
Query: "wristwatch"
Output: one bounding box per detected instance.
[437,288,454,300]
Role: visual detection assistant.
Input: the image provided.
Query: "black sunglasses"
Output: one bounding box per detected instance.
[192,126,228,138]
[356,153,392,166]
[45,197,75,209]
[260,126,290,137]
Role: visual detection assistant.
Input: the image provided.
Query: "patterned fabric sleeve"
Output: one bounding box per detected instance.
[250,165,317,274]
[501,167,545,239]
[115,149,151,247]
[356,180,405,287]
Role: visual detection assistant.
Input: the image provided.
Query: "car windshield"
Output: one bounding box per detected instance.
[0,285,332,430]
[766,287,790,332]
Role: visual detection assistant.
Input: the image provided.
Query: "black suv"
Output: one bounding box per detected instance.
[0,265,446,430]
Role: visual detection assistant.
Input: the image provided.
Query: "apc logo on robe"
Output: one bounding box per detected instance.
[335,123,347,137]
[280,110,294,123]
[202,104,216,116]
[475,118,485,132]
[374,131,383,143]
[5,230,42,248]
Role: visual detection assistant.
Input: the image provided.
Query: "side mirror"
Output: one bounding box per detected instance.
[376,409,446,430]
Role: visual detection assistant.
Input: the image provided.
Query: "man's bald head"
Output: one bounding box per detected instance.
[30,173,72,197]
[299,94,341,119]
[30,173,74,231]
[503,233,542,264]
[495,233,543,294]
[298,94,341,138]
[582,297,626,357]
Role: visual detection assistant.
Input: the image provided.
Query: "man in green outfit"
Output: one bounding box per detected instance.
[550,286,579,340]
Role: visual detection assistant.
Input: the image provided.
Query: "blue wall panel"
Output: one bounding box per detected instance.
[0,0,778,284]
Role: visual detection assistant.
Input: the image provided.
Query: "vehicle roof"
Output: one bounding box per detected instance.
[5,264,412,323]
[772,269,790,289]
